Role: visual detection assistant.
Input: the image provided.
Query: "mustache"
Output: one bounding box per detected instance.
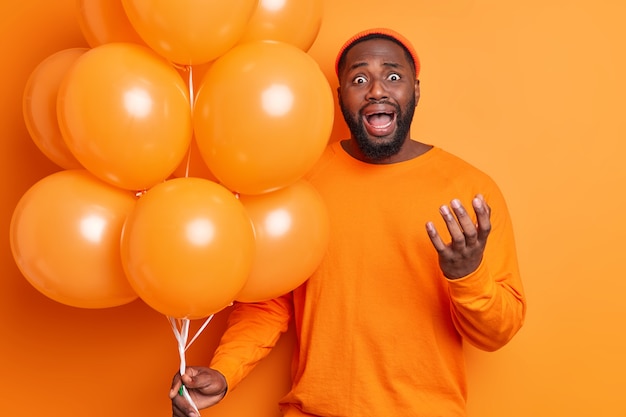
[360,100,400,114]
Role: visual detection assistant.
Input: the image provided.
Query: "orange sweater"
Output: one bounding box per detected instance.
[210,142,526,417]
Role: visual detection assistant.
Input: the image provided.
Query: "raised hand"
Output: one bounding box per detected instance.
[425,195,491,279]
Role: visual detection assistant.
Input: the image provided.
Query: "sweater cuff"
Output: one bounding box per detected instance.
[446,258,495,304]
[209,357,243,396]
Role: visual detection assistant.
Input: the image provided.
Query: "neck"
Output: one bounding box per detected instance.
[341,138,432,164]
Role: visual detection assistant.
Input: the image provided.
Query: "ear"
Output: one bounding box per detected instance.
[414,79,421,106]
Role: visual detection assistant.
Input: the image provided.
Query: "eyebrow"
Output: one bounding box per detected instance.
[347,61,403,73]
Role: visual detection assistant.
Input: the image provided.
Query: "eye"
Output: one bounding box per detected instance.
[387,73,401,81]
[352,75,367,84]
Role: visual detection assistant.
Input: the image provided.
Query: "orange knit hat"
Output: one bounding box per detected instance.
[334,28,420,79]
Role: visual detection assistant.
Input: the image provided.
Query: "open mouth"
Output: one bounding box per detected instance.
[363,111,396,136]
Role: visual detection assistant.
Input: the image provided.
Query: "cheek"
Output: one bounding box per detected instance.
[396,88,417,108]
[339,93,361,114]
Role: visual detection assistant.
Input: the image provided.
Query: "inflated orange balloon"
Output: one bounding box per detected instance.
[237,0,323,51]
[22,48,87,170]
[193,40,334,195]
[121,0,257,65]
[9,170,138,309]
[76,0,146,47]
[236,180,329,303]
[121,177,255,319]
[57,42,192,191]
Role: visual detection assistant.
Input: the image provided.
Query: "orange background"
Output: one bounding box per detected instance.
[2,0,625,416]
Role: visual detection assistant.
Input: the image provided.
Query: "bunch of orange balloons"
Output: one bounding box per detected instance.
[11,0,333,320]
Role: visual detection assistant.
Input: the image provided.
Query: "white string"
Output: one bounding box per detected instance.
[186,314,214,351]
[188,65,194,109]
[168,314,214,415]
[183,65,194,178]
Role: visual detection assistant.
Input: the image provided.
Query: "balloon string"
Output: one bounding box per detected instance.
[186,314,214,351]
[188,65,194,109]
[168,315,214,415]
[184,65,194,178]
[183,147,192,178]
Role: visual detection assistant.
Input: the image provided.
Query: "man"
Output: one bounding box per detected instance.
[170,28,526,417]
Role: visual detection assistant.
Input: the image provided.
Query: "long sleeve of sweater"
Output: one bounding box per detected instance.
[446,184,526,351]
[209,294,292,391]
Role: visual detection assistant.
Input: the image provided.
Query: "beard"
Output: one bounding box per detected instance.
[340,95,416,161]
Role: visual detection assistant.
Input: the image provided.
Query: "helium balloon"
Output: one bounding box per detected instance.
[22,48,87,170]
[76,0,146,47]
[10,170,138,309]
[57,42,192,191]
[121,177,255,319]
[193,40,334,195]
[238,0,323,51]
[121,0,257,65]
[236,180,329,302]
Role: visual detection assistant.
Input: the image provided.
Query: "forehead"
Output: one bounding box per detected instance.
[343,38,411,73]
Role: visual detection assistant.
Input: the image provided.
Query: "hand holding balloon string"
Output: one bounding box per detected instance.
[168,315,215,414]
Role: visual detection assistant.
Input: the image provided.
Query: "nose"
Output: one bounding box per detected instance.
[365,78,388,101]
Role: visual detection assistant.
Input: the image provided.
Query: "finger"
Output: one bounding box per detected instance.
[170,373,183,399]
[450,199,478,246]
[184,366,200,378]
[172,395,186,417]
[425,221,447,252]
[181,367,205,389]
[172,395,199,417]
[181,372,195,387]
[439,204,465,248]
[474,194,491,219]
[182,368,209,390]
[472,196,491,242]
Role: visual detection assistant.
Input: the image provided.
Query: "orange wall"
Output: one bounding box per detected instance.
[2,0,626,416]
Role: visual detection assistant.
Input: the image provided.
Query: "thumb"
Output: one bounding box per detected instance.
[181,371,197,387]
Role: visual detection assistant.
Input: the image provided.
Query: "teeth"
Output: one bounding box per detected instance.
[373,120,392,129]
[365,113,394,129]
